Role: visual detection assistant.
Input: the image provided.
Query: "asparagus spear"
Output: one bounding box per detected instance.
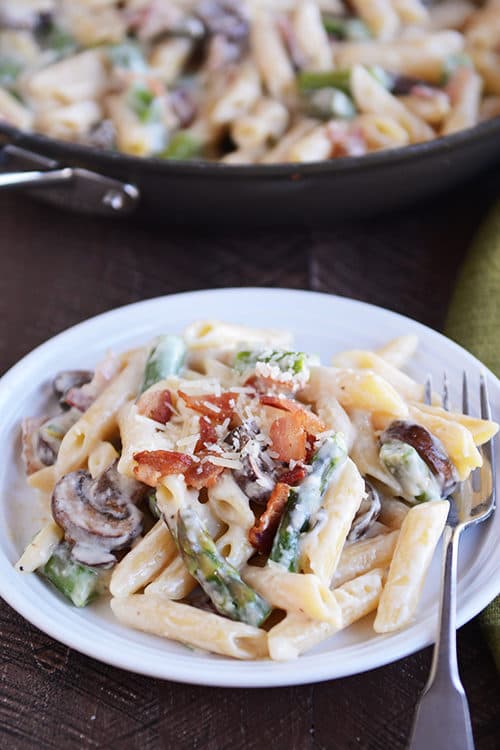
[298,69,352,95]
[158,131,202,161]
[234,348,317,377]
[141,334,186,392]
[148,490,161,519]
[42,543,101,607]
[380,439,443,503]
[305,88,356,120]
[176,508,271,627]
[107,42,147,72]
[322,15,371,41]
[270,434,347,572]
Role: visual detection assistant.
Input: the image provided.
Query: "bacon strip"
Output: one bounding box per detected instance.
[279,464,308,486]
[136,389,173,424]
[133,449,224,489]
[260,395,325,433]
[178,391,238,423]
[270,413,308,462]
[248,482,290,555]
[195,416,218,453]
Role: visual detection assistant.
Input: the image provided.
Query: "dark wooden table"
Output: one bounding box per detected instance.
[1,173,499,750]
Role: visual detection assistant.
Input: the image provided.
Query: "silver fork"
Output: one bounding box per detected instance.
[407,373,497,750]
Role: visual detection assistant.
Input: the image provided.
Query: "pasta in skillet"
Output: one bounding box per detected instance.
[16,321,498,660]
[0,1,498,162]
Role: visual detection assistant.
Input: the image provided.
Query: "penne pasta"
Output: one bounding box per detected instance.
[268,569,385,660]
[243,562,342,624]
[111,595,269,659]
[374,501,449,633]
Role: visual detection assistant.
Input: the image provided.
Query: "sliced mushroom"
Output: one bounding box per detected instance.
[226,421,276,503]
[21,408,81,474]
[196,0,249,42]
[53,370,93,407]
[52,461,145,567]
[61,352,121,412]
[380,420,457,495]
[347,480,382,542]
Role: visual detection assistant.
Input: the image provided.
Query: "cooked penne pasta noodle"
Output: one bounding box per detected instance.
[331,350,423,402]
[376,336,419,368]
[351,65,434,143]
[390,0,428,25]
[335,33,464,84]
[231,97,289,150]
[308,365,409,418]
[350,0,400,40]
[243,562,342,624]
[300,458,365,584]
[0,87,33,130]
[378,498,410,530]
[145,553,197,600]
[88,441,119,479]
[292,0,332,71]
[251,10,295,99]
[427,1,475,31]
[268,569,385,660]
[399,90,451,125]
[111,595,269,659]
[374,501,449,633]
[355,113,410,150]
[15,521,63,574]
[442,67,482,135]
[54,349,147,483]
[183,320,292,350]
[331,530,399,588]
[109,520,177,598]
[286,123,332,162]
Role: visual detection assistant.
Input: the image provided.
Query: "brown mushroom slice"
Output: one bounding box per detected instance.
[226,421,276,503]
[21,408,81,474]
[62,352,121,412]
[347,480,381,543]
[53,370,93,407]
[380,420,457,495]
[52,462,145,567]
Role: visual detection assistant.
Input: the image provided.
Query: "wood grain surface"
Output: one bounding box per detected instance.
[1,170,499,750]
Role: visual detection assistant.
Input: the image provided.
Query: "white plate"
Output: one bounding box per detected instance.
[0,288,498,687]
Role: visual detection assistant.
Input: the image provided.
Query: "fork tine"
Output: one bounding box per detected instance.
[424,375,432,406]
[462,371,470,416]
[480,373,492,420]
[480,374,496,501]
[443,372,450,411]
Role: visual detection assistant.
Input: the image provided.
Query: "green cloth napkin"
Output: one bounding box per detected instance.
[445,199,500,671]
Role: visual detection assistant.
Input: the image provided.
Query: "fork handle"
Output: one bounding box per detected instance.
[407,525,475,750]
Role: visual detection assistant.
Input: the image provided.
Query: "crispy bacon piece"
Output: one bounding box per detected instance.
[136,389,173,424]
[133,449,224,489]
[133,450,192,486]
[244,373,295,395]
[279,464,308,486]
[195,416,219,453]
[263,396,325,462]
[184,459,225,490]
[248,482,290,555]
[260,395,325,433]
[178,391,238,423]
[270,413,307,462]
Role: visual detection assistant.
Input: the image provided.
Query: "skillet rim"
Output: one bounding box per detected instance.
[1,116,499,178]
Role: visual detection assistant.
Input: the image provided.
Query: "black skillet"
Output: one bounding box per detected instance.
[1,116,499,225]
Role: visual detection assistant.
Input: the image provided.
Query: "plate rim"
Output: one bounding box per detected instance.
[0,286,498,688]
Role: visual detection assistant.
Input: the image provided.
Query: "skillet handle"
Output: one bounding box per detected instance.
[0,143,139,216]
